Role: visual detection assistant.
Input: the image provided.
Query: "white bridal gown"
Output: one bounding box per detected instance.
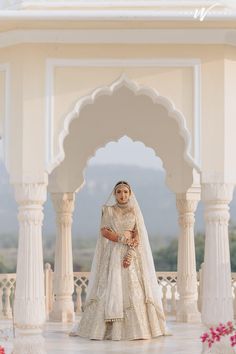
[74,204,167,340]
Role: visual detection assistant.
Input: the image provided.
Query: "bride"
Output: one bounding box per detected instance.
[72,180,169,340]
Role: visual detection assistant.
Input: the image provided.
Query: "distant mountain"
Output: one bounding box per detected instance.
[73,164,178,242]
[2,161,236,248]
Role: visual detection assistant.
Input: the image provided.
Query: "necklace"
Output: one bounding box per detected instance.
[116,201,130,209]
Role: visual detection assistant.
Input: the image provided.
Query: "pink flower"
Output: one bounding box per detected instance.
[230,334,236,347]
[201,332,209,343]
[201,321,236,348]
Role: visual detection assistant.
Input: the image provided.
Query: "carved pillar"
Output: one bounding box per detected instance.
[176,188,201,322]
[13,183,47,354]
[50,193,75,322]
[201,183,234,326]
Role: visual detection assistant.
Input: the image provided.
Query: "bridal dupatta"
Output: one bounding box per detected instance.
[84,187,165,323]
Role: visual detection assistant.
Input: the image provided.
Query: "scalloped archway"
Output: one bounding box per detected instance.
[49,74,200,193]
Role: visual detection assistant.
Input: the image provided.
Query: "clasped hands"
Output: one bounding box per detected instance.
[122,230,139,268]
[101,227,139,269]
[101,228,139,247]
[122,229,139,248]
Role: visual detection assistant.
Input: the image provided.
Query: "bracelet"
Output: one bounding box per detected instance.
[123,258,131,265]
[117,233,127,244]
[124,248,134,263]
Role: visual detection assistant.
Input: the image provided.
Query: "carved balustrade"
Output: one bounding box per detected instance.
[1,266,236,320]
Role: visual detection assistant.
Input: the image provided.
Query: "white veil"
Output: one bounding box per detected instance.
[85,182,165,321]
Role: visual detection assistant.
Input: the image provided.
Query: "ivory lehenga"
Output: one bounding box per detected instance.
[71,188,169,340]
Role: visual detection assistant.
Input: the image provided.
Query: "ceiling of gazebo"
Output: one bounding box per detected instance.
[1,1,236,47]
[0,0,236,23]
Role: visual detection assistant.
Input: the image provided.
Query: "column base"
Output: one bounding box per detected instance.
[13,332,46,354]
[176,300,201,323]
[201,297,233,327]
[50,296,75,323]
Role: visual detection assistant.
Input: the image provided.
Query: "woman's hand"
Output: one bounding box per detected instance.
[125,229,139,247]
[101,227,118,242]
[128,238,139,247]
[123,256,131,268]
[123,230,133,241]
[100,228,139,246]
[101,227,111,238]
[123,247,135,268]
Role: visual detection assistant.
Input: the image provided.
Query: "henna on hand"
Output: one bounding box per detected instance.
[122,247,135,268]
[123,257,131,268]
[100,227,118,242]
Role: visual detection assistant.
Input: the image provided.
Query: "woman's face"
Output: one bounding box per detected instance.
[115,185,131,204]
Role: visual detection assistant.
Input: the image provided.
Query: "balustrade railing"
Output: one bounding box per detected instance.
[0,274,16,320]
[0,265,236,320]
[72,271,179,316]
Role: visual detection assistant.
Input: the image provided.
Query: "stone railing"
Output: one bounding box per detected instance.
[72,270,179,317]
[1,264,236,320]
[0,273,16,319]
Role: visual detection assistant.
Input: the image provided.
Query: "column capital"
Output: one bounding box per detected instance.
[176,187,200,216]
[14,183,47,226]
[176,198,198,215]
[51,192,75,214]
[201,183,234,204]
[14,183,47,205]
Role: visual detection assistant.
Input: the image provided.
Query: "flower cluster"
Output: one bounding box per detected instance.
[0,346,5,354]
[201,321,235,348]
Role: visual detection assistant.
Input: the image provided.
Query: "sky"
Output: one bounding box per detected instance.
[87,136,164,169]
[0,135,236,240]
[0,136,173,238]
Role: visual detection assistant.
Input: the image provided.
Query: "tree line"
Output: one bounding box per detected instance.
[1,225,236,273]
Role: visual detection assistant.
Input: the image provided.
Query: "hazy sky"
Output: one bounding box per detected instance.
[0,137,176,241]
[88,136,163,169]
[0,136,170,237]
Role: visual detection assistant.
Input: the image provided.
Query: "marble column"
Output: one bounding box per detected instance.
[201,183,234,326]
[13,183,47,354]
[50,193,75,322]
[176,188,201,322]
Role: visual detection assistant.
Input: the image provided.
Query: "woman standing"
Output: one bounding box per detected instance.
[71,181,169,340]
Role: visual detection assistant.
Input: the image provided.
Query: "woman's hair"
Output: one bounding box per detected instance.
[114,181,131,192]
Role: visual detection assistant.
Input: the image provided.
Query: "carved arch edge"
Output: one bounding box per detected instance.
[48,74,200,176]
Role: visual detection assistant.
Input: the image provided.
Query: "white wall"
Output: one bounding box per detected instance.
[0,43,235,187]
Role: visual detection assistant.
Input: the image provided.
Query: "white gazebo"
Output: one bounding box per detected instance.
[1,1,236,353]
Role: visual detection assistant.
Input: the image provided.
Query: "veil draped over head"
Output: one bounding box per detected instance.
[85,182,165,321]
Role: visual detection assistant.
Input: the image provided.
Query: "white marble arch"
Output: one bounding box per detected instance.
[48,74,199,194]
[47,74,201,326]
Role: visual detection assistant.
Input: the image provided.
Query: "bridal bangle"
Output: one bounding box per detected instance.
[124,247,135,264]
[126,248,134,259]
[117,233,128,244]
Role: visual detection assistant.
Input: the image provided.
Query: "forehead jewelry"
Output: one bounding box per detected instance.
[114,181,131,192]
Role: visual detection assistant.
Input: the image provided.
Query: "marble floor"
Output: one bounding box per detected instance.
[0,318,206,354]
